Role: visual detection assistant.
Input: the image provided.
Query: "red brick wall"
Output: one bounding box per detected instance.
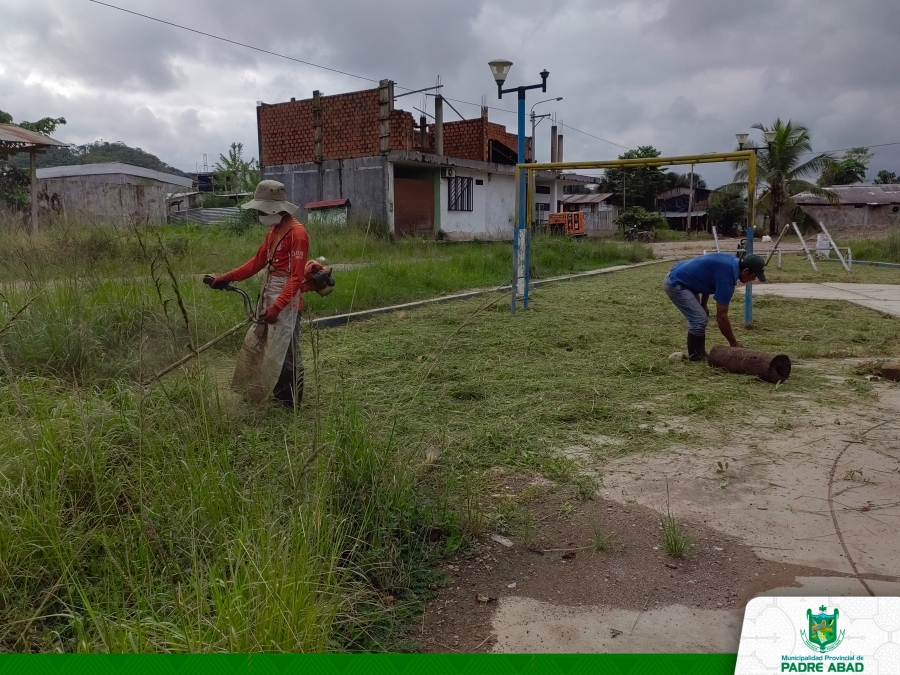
[260,87,383,165]
[442,118,489,162]
[259,85,526,165]
[390,109,433,153]
[259,99,315,166]
[486,121,529,162]
[321,89,381,160]
[440,118,527,163]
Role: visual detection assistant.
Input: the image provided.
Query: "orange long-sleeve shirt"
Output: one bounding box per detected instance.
[219,217,310,312]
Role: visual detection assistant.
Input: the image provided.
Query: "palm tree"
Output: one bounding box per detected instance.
[719,119,838,236]
[214,142,260,194]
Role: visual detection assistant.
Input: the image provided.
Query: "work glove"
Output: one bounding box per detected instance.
[259,306,281,324]
[210,275,231,290]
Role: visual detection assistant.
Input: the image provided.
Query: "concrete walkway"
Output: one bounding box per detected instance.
[747,283,900,318]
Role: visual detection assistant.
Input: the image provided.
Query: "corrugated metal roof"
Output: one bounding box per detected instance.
[794,185,900,206]
[305,198,350,210]
[0,123,68,147]
[560,193,614,204]
[36,162,193,188]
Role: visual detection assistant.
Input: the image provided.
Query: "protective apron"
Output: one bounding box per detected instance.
[231,272,300,403]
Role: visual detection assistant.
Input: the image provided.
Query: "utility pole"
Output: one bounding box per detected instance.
[685,168,694,235]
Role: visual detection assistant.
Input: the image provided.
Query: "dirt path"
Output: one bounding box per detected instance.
[420,364,900,653]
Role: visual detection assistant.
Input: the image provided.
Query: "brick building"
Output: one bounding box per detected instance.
[258,80,592,239]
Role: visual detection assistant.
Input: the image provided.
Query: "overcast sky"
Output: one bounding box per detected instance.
[2,0,899,186]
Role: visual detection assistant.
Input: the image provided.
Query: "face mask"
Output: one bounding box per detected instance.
[259,213,282,226]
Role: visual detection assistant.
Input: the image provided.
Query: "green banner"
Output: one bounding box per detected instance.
[0,654,737,675]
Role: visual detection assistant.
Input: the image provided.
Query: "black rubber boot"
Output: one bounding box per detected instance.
[687,332,707,362]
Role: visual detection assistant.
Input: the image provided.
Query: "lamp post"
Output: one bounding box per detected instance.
[530,96,563,162]
[489,59,551,312]
[530,97,562,238]
[735,129,775,327]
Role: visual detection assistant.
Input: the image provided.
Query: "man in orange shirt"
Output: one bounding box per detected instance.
[211,180,313,407]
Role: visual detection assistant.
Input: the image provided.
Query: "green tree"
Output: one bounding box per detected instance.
[818,146,872,186]
[18,116,66,136]
[11,140,190,177]
[616,205,668,232]
[601,146,666,210]
[0,110,66,211]
[874,170,899,184]
[662,171,706,190]
[0,109,66,134]
[707,193,746,236]
[213,142,259,194]
[720,119,837,236]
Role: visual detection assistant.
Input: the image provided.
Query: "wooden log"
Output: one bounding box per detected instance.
[707,345,792,384]
[880,361,900,382]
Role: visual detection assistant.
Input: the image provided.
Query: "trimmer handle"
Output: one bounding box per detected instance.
[203,274,235,292]
[203,275,259,323]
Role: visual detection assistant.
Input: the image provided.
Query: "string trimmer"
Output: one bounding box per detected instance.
[141,275,260,386]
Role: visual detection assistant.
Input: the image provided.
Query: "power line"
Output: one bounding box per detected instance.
[557,122,632,151]
[798,140,900,156]
[86,0,638,154]
[84,0,900,164]
[85,0,384,85]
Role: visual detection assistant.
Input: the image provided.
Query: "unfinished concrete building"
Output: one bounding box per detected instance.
[258,80,593,239]
[36,163,193,225]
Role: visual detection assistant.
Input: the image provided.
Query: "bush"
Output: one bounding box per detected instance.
[616,206,668,232]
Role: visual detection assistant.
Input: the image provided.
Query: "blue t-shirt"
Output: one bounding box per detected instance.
[668,253,739,305]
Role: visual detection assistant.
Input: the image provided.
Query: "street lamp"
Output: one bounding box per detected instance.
[487,59,552,312]
[530,96,563,162]
[736,130,776,150]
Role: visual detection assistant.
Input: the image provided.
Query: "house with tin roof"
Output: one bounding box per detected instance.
[794,184,900,229]
[36,162,193,225]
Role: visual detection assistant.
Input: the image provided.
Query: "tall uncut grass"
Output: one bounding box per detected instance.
[0,368,445,651]
[0,217,652,652]
[850,229,900,263]
[0,217,653,317]
[0,219,475,653]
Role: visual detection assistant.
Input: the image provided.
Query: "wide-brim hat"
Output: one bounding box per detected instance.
[241,180,298,215]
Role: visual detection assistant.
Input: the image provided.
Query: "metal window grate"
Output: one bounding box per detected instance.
[448,176,473,211]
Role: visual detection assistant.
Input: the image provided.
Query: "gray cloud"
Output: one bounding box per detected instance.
[1,0,898,183]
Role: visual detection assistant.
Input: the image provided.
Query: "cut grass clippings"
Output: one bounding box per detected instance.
[1,221,898,653]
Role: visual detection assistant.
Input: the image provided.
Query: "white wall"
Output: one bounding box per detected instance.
[484,172,516,240]
[433,167,518,241]
[439,168,485,238]
[438,169,516,241]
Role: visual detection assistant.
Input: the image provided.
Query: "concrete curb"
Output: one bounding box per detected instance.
[310,257,682,330]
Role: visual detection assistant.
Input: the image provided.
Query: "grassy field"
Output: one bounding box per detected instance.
[1,222,899,653]
[849,229,900,263]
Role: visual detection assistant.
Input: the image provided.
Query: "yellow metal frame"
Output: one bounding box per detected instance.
[518,151,757,235]
[516,150,758,324]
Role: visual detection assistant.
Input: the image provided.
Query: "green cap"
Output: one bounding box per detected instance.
[741,253,766,282]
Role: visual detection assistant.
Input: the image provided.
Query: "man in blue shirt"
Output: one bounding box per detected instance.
[663,253,766,361]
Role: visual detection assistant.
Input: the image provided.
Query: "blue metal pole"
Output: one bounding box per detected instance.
[744,225,754,327]
[517,88,530,309]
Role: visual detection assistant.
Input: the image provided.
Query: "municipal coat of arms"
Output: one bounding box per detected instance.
[801,605,845,652]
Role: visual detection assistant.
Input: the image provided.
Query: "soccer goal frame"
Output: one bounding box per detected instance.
[514,150,758,326]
